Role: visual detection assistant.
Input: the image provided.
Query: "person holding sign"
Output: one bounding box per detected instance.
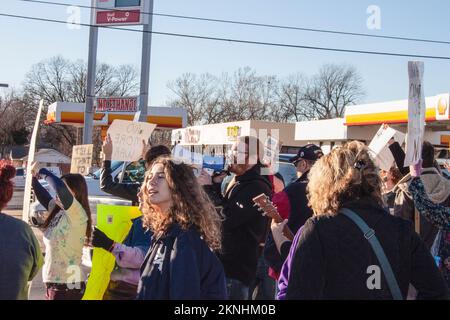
[390,140,450,250]
[100,134,170,204]
[408,161,450,288]
[31,162,92,300]
[137,157,226,300]
[95,136,170,299]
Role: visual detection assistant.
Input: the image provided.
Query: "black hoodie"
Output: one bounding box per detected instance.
[215,163,273,286]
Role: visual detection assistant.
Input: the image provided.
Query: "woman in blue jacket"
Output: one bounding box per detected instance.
[137,156,227,300]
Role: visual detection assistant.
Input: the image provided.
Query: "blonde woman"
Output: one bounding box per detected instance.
[136,156,226,300]
[285,141,448,300]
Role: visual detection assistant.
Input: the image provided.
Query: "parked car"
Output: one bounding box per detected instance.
[12,167,26,189]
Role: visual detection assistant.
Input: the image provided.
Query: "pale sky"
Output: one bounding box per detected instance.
[1,0,449,106]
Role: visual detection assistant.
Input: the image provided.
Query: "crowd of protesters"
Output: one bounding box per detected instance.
[0,129,449,300]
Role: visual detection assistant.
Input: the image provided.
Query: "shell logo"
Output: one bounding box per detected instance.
[437,96,448,116]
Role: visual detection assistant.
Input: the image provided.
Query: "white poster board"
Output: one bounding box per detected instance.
[70,144,94,175]
[22,100,44,222]
[106,120,156,161]
[262,135,280,174]
[404,61,426,166]
[368,125,406,171]
[172,144,203,166]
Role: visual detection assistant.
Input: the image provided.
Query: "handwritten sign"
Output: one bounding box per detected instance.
[70,144,94,175]
[23,100,43,222]
[107,120,156,161]
[404,61,426,166]
[368,125,405,171]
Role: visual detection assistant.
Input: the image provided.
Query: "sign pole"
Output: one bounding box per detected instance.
[138,0,154,123]
[83,0,99,144]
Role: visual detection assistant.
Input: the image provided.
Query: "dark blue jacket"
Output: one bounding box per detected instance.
[123,217,152,253]
[137,224,227,300]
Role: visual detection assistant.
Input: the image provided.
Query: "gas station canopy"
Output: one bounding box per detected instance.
[45,101,187,130]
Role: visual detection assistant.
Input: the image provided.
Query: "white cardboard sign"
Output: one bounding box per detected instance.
[106,120,156,161]
[404,61,426,167]
[368,125,405,171]
[70,144,94,175]
[23,100,44,222]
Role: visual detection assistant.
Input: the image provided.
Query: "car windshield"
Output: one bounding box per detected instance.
[92,161,123,179]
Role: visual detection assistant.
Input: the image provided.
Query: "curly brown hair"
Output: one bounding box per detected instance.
[141,156,223,251]
[307,140,383,216]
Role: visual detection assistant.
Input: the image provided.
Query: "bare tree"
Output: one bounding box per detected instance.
[221,68,276,122]
[167,73,220,126]
[21,56,139,156]
[167,64,364,125]
[0,90,35,157]
[272,73,307,122]
[303,64,364,120]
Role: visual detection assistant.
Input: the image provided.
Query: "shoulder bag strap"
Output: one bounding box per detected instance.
[340,208,403,300]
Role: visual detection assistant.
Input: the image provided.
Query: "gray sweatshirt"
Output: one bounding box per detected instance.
[0,213,43,300]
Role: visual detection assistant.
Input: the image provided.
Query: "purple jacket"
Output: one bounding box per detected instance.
[277,225,304,300]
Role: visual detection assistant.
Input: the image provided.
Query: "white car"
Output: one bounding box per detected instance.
[13,167,26,189]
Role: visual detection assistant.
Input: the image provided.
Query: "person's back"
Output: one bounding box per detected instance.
[0,214,43,300]
[391,141,450,249]
[0,160,43,300]
[286,198,448,299]
[285,141,449,300]
[393,167,450,249]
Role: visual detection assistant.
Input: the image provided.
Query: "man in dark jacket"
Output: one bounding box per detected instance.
[264,144,323,276]
[212,136,273,300]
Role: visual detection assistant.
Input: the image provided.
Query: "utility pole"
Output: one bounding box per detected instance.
[138,0,154,123]
[83,16,98,145]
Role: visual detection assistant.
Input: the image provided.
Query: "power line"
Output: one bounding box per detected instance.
[2,12,450,61]
[17,0,450,46]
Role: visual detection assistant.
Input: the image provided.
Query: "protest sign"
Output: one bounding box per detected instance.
[106,120,156,161]
[404,61,426,166]
[22,99,43,222]
[70,144,93,175]
[171,144,203,176]
[368,125,405,171]
[82,205,142,300]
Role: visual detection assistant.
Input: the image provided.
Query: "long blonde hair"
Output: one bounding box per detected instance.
[307,141,383,216]
[141,156,223,251]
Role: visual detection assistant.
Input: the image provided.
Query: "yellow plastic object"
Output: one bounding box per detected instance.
[82,204,142,300]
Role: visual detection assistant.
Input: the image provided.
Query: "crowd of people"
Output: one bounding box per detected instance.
[0,132,449,300]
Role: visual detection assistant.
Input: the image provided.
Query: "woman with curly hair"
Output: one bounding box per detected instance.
[285,141,448,300]
[136,156,227,300]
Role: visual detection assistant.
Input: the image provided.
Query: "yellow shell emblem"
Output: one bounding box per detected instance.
[437,97,448,116]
